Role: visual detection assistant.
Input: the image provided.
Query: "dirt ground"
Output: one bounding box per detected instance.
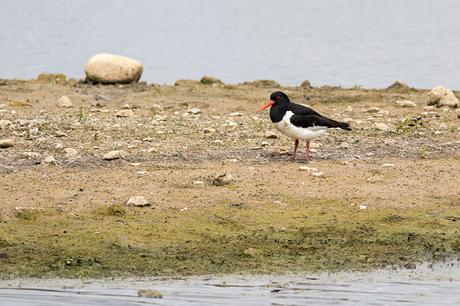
[0,78,459,214]
[0,77,459,277]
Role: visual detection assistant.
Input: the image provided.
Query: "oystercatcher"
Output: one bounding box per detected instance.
[257,91,351,161]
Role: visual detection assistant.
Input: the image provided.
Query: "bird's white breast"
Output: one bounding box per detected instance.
[273,111,327,140]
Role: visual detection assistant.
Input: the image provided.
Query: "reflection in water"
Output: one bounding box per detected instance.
[0,262,459,305]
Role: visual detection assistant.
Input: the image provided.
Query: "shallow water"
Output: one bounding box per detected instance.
[1,0,460,88]
[1,262,459,306]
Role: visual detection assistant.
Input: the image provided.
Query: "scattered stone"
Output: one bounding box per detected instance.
[382,163,395,168]
[126,196,150,207]
[300,80,312,89]
[103,150,126,160]
[395,100,416,107]
[311,172,324,177]
[345,106,353,112]
[340,142,350,149]
[229,112,243,117]
[243,248,262,257]
[260,141,270,147]
[0,119,12,129]
[366,107,381,113]
[57,95,73,108]
[8,100,32,107]
[174,79,201,86]
[21,152,42,159]
[264,131,278,139]
[138,289,163,299]
[299,166,318,173]
[211,172,234,186]
[85,53,143,84]
[116,109,134,117]
[64,148,79,159]
[193,180,204,186]
[43,155,57,164]
[37,73,67,85]
[359,204,368,210]
[439,123,448,130]
[0,138,14,148]
[375,123,391,131]
[387,81,410,90]
[203,127,216,134]
[187,108,201,115]
[200,76,223,85]
[428,85,459,108]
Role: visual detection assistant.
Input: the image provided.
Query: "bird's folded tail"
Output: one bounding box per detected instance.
[323,117,352,131]
[338,121,352,131]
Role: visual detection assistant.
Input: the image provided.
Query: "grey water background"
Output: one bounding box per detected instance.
[0,262,459,305]
[1,0,460,88]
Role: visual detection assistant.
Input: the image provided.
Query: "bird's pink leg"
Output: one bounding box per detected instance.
[306,141,311,161]
[291,139,299,161]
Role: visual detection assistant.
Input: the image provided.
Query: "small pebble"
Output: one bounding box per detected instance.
[103,150,126,160]
[116,109,134,117]
[0,138,14,148]
[264,131,278,139]
[57,96,73,108]
[126,196,150,207]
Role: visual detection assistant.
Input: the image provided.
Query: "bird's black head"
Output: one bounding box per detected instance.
[269,91,290,103]
[257,91,290,112]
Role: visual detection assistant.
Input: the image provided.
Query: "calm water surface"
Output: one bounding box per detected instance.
[1,0,460,88]
[0,262,459,305]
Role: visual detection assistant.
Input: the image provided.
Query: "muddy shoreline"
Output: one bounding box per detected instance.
[0,77,459,278]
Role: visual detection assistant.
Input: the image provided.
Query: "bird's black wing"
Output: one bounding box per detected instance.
[290,114,352,130]
[289,102,321,116]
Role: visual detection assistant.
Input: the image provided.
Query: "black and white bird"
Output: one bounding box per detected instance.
[257,91,352,161]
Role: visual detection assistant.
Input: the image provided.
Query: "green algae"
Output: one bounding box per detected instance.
[0,199,459,278]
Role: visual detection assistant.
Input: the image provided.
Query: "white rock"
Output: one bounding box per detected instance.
[21,152,42,159]
[125,196,150,207]
[0,120,12,129]
[299,166,318,173]
[311,172,324,177]
[395,100,416,107]
[340,142,350,149]
[260,141,270,147]
[439,123,448,130]
[0,138,14,148]
[85,53,143,84]
[64,148,79,158]
[265,131,278,139]
[43,155,57,164]
[193,180,204,185]
[229,112,243,117]
[116,109,134,117]
[211,173,234,186]
[382,163,395,168]
[375,123,391,131]
[428,85,459,108]
[57,96,73,108]
[345,106,353,112]
[187,108,201,114]
[103,150,126,160]
[359,205,368,210]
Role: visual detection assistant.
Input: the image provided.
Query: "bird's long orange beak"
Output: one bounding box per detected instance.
[257,100,274,112]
